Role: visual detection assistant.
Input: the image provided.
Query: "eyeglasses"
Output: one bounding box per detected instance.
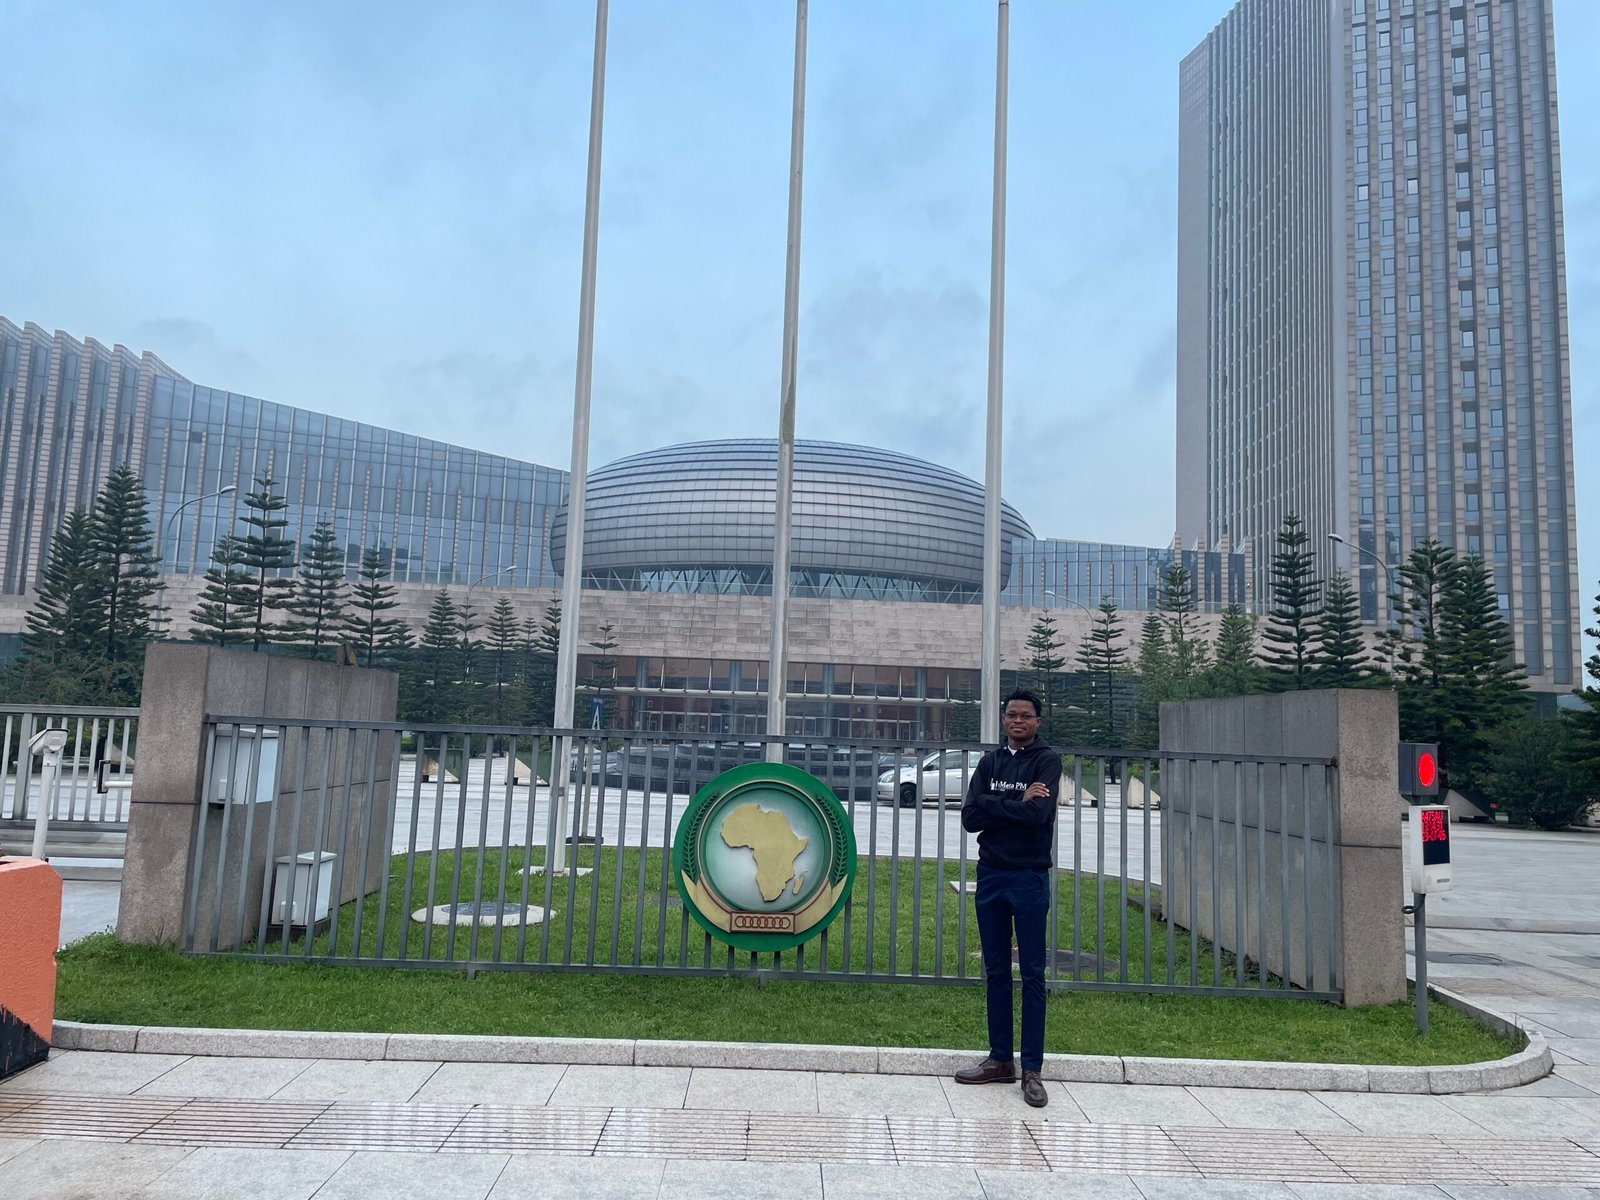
[1003,710,1040,721]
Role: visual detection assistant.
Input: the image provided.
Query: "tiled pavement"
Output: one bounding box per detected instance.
[5,1053,1600,1197]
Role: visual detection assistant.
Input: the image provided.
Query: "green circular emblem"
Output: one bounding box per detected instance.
[673,761,858,952]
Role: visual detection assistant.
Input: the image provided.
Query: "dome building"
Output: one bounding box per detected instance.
[550,439,1034,603]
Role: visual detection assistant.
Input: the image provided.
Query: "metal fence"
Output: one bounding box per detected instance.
[179,718,1342,1000]
[0,706,138,858]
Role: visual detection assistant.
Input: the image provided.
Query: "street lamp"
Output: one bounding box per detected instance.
[1326,532,1393,582]
[154,484,237,635]
[1043,588,1095,612]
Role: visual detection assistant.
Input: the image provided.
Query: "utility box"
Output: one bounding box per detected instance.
[1406,805,1454,893]
[271,852,337,927]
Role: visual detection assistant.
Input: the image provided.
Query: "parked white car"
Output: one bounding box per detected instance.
[877,750,985,807]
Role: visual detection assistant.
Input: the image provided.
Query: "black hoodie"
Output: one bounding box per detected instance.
[960,738,1062,870]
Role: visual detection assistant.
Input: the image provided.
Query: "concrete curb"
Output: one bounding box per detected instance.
[50,987,1549,1093]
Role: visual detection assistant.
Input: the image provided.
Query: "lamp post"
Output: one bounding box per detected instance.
[154,484,237,636]
[460,562,518,676]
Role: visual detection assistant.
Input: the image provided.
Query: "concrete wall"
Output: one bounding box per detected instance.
[1159,690,1406,1007]
[118,644,398,949]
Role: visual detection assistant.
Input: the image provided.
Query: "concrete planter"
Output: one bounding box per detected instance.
[0,856,63,1079]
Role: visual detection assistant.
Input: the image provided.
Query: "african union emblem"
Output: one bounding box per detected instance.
[673,762,857,952]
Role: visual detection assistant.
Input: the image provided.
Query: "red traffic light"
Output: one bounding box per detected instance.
[1417,751,1437,790]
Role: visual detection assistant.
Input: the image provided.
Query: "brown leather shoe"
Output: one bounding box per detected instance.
[1021,1070,1048,1107]
[953,1056,1018,1085]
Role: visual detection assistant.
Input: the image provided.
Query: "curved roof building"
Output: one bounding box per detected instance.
[549,439,1034,603]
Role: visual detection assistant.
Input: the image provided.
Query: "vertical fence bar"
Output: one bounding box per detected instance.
[1118,756,1128,984]
[229,726,269,953]
[424,733,450,961]
[325,728,360,959]
[1255,760,1269,991]
[631,741,651,967]
[841,749,861,977]
[182,725,219,953]
[350,729,383,960]
[1325,764,1339,994]
[562,736,582,967]
[279,725,313,957]
[468,733,495,964]
[1095,756,1106,982]
[492,734,518,964]
[888,765,902,978]
[516,735,541,965]
[0,714,13,819]
[374,729,404,962]
[911,765,926,977]
[1278,764,1290,990]
[207,726,242,954]
[1209,758,1222,987]
[1187,756,1200,987]
[119,717,135,821]
[1072,755,1083,978]
[1047,752,1060,986]
[445,733,473,961]
[957,744,969,979]
[1141,756,1152,986]
[250,724,289,954]
[609,747,631,966]
[398,731,427,963]
[585,736,609,965]
[659,748,678,966]
[865,759,880,976]
[540,734,562,964]
[1164,756,1176,986]
[87,717,102,821]
[304,725,337,962]
[1232,758,1245,988]
[1301,762,1316,990]
[14,714,33,821]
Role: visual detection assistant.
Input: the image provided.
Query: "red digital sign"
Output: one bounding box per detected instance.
[1420,807,1450,866]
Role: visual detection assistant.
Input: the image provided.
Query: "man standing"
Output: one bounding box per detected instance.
[953,687,1061,1107]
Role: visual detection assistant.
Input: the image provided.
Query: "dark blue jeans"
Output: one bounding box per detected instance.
[974,864,1049,1072]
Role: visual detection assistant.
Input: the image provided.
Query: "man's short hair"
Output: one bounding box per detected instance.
[1002,688,1043,718]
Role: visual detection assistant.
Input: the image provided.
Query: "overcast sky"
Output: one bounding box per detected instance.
[2,1,1596,616]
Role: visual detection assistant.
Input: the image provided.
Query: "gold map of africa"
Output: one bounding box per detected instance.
[720,804,808,902]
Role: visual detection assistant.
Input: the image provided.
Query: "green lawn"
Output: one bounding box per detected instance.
[56,933,1509,1066]
[208,845,1232,988]
[55,842,1515,1067]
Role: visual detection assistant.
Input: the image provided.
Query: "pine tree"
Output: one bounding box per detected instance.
[521,602,562,726]
[1075,598,1128,747]
[1384,538,1458,749]
[236,473,297,650]
[1132,612,1172,750]
[1159,562,1211,698]
[1206,603,1259,697]
[1261,514,1323,691]
[947,675,981,743]
[485,596,522,725]
[416,591,460,723]
[587,621,620,728]
[1023,612,1067,741]
[1436,555,1529,792]
[1565,577,1600,802]
[1311,570,1372,688]
[90,465,161,664]
[344,547,409,667]
[189,535,254,646]
[20,509,105,664]
[282,520,347,651]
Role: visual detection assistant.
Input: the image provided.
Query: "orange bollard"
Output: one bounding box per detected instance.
[0,856,63,1079]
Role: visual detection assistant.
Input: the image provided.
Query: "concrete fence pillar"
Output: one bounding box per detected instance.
[1160,689,1406,1007]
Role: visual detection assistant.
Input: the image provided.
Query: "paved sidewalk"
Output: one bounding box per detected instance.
[24,822,1600,1196]
[4,1047,1600,1197]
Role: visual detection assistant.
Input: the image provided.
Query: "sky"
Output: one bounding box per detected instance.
[1,1,1596,630]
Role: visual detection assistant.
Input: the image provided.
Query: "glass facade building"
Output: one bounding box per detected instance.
[3,314,1246,631]
[1176,0,1580,690]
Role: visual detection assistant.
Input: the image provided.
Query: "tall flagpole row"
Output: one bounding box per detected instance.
[980,0,1010,745]
[552,0,610,870]
[766,0,808,760]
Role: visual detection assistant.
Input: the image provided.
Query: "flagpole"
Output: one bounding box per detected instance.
[980,0,1009,746]
[766,0,808,761]
[552,0,609,870]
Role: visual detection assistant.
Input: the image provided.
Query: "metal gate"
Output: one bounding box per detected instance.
[0,705,137,863]
[179,718,1342,1000]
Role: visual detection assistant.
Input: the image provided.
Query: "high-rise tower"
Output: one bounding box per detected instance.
[1177,0,1579,691]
